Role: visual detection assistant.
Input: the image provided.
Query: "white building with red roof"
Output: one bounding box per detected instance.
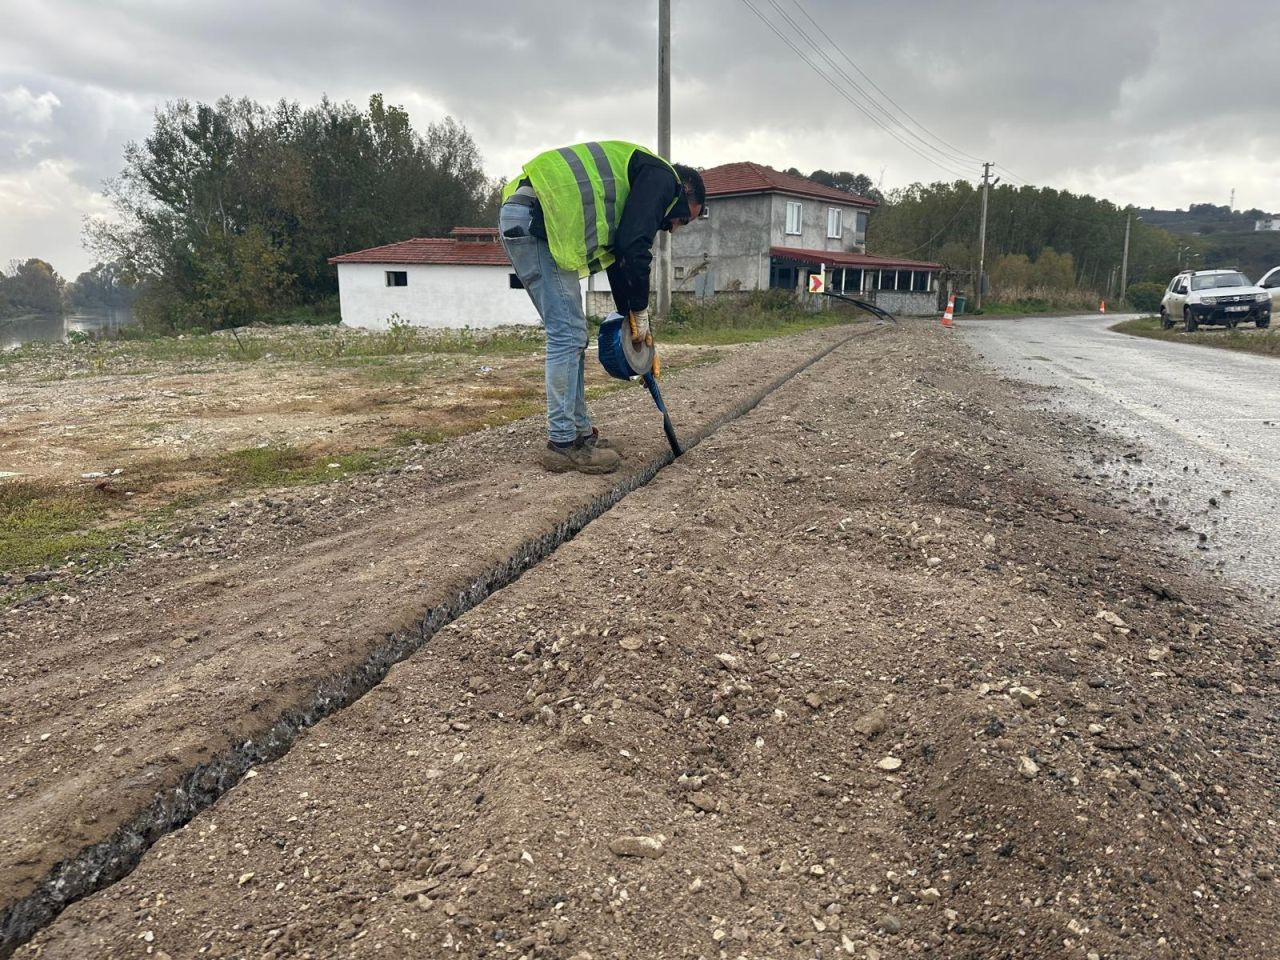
[672,162,942,315]
[327,226,536,331]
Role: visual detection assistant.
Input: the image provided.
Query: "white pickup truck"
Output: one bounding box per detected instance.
[1159,269,1271,331]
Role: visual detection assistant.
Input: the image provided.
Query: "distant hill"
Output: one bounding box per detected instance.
[1195,231,1280,282]
[1137,203,1270,237]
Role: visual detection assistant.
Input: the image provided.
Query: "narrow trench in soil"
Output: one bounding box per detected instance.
[0,328,865,957]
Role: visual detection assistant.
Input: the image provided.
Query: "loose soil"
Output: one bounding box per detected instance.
[0,326,858,941]
[10,321,1280,958]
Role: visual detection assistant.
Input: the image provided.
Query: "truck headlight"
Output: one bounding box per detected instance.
[1256,293,1270,302]
[1201,297,1218,304]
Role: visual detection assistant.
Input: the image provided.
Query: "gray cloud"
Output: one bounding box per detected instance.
[2,0,1277,276]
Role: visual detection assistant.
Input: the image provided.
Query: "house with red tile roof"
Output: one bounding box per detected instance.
[672,162,942,315]
[329,163,944,329]
[327,230,535,330]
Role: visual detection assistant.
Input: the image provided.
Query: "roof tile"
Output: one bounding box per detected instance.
[328,238,509,267]
[702,162,878,207]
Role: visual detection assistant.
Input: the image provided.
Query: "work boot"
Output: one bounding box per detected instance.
[539,439,621,475]
[578,426,624,455]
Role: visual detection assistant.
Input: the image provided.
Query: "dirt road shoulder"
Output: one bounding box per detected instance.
[0,325,864,942]
[23,320,1280,959]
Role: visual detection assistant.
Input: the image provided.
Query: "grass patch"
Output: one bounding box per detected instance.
[0,481,121,574]
[393,428,450,447]
[214,446,381,486]
[1,444,384,578]
[4,324,547,375]
[257,300,341,327]
[476,384,542,401]
[584,382,629,401]
[8,296,841,378]
[660,291,854,345]
[479,398,543,428]
[391,396,545,448]
[1112,316,1280,358]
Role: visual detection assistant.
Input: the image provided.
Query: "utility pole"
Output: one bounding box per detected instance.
[655,0,672,321]
[975,161,992,312]
[1120,213,1132,304]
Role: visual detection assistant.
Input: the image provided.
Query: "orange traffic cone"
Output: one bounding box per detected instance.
[1099,300,1106,313]
[941,294,956,328]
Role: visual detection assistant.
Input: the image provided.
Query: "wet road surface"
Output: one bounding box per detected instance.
[960,313,1280,598]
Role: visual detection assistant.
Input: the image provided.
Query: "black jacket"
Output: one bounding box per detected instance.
[605,152,689,314]
[530,151,688,314]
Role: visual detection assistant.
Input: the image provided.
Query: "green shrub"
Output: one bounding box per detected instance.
[258,297,341,326]
[1126,282,1166,312]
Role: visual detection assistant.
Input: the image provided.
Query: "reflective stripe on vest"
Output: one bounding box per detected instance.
[502,141,679,276]
[583,141,618,243]
[556,146,598,259]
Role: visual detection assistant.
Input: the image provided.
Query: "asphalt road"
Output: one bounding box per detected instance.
[960,312,1280,599]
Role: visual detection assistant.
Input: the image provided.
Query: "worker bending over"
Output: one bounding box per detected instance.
[499,141,705,474]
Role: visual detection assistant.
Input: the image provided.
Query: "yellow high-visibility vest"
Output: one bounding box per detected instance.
[503,141,680,276]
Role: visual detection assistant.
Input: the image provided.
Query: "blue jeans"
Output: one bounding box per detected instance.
[500,201,591,445]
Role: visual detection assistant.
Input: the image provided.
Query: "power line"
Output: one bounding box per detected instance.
[786,0,985,169]
[783,0,1038,188]
[760,0,974,178]
[738,0,974,180]
[765,0,975,171]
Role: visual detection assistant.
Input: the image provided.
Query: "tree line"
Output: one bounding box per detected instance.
[867,180,1187,296]
[87,94,498,332]
[784,169,1226,300]
[0,259,135,319]
[17,123,1269,328]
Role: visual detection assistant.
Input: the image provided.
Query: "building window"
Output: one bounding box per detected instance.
[674,265,685,279]
[854,211,868,245]
[827,208,842,239]
[698,204,710,220]
[912,271,930,292]
[877,270,896,291]
[385,270,408,287]
[509,273,524,289]
[769,261,798,290]
[785,201,802,236]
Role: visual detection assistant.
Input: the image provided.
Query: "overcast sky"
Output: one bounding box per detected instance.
[2,0,1277,277]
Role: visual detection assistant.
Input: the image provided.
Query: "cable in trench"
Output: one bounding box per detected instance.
[0,323,872,956]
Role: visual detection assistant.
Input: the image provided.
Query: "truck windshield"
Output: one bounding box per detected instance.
[1191,273,1250,290]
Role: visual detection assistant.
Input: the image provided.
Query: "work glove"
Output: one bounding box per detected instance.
[628,308,653,347]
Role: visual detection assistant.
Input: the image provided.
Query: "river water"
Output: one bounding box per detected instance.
[1,307,137,351]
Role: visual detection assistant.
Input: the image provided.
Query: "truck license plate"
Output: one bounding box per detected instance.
[1227,306,1248,313]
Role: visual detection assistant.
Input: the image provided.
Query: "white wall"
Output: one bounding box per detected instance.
[336,262,540,331]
